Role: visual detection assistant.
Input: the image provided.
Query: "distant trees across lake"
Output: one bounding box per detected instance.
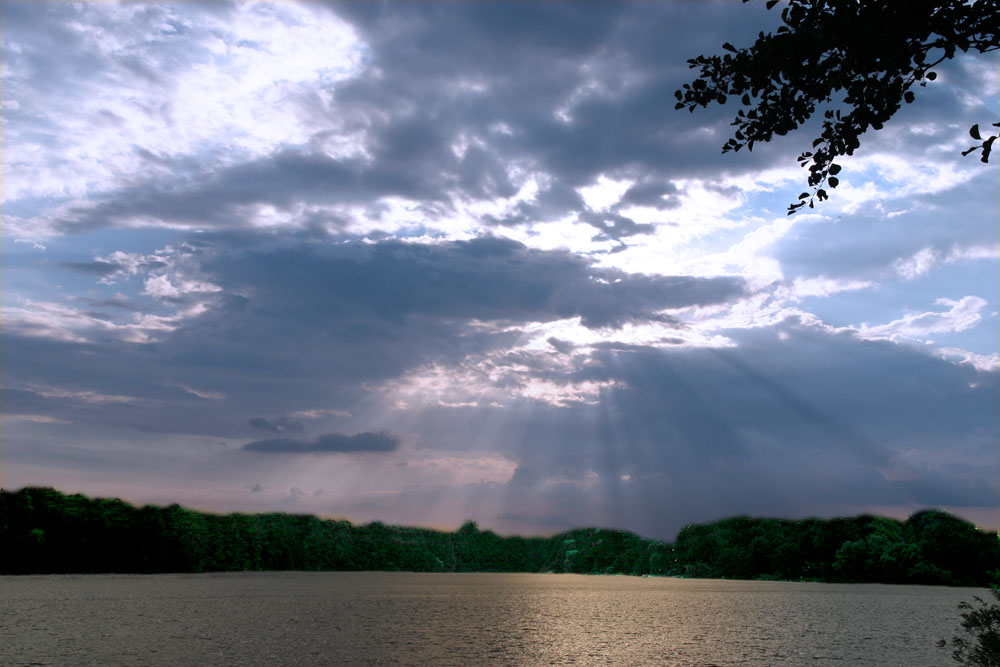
[2,487,997,586]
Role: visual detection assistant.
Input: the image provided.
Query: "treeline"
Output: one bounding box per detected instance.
[1,487,997,586]
[673,514,999,587]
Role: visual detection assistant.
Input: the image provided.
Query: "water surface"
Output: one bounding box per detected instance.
[0,572,974,665]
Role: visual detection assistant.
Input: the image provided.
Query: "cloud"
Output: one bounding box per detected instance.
[894,247,939,281]
[86,294,143,312]
[291,408,351,420]
[20,385,143,405]
[1,233,746,440]
[3,296,209,345]
[859,296,987,340]
[248,416,305,434]
[5,1,805,244]
[1,1,995,539]
[59,260,124,277]
[934,347,1000,372]
[179,386,225,401]
[3,1,366,204]
[4,414,71,424]
[773,170,998,283]
[243,431,399,454]
[414,317,993,525]
[202,235,745,330]
[895,244,1000,281]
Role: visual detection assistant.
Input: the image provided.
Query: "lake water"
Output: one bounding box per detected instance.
[0,572,977,665]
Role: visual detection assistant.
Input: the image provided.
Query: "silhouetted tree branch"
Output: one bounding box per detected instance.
[675,0,999,213]
[937,588,1000,666]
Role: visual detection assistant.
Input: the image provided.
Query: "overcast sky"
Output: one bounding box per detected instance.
[3,1,997,539]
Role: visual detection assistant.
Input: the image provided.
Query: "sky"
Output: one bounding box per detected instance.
[2,1,997,540]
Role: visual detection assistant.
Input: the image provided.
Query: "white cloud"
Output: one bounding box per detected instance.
[894,247,938,280]
[178,386,225,400]
[25,385,142,405]
[934,347,1000,372]
[4,296,211,345]
[894,244,1000,280]
[577,175,633,212]
[4,414,71,424]
[656,211,814,288]
[781,276,874,301]
[947,245,1000,263]
[95,251,162,283]
[4,2,368,203]
[291,408,352,420]
[89,245,223,299]
[495,214,618,254]
[598,180,767,276]
[143,274,182,299]
[827,155,982,217]
[858,296,988,340]
[379,353,623,410]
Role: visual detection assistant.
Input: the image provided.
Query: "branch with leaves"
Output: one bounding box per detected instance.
[966,122,1000,162]
[937,588,1000,666]
[675,0,999,214]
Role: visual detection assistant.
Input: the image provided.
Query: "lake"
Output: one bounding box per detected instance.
[0,572,977,665]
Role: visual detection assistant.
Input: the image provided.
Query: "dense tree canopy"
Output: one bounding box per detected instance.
[3,488,998,586]
[675,0,1000,213]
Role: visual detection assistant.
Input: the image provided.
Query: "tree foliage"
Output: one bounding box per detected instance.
[2,487,998,587]
[675,0,1000,213]
[938,589,1000,666]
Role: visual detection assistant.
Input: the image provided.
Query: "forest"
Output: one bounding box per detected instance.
[2,487,997,587]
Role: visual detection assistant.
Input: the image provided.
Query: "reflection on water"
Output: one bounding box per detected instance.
[0,572,974,665]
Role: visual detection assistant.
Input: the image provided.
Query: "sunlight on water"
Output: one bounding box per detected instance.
[0,572,974,665]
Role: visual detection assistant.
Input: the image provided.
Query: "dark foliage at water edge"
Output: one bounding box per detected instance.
[2,487,997,586]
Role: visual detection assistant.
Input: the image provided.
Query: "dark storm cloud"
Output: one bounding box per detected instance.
[4,270,994,538]
[321,0,787,188]
[482,183,587,229]
[0,234,744,439]
[577,210,655,241]
[616,180,682,210]
[87,295,143,312]
[243,431,399,454]
[32,1,800,237]
[405,319,996,538]
[14,0,990,241]
[48,151,372,232]
[377,2,964,189]
[600,323,993,471]
[59,256,167,278]
[59,260,122,276]
[203,235,744,330]
[6,0,995,539]
[8,1,974,256]
[248,416,305,434]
